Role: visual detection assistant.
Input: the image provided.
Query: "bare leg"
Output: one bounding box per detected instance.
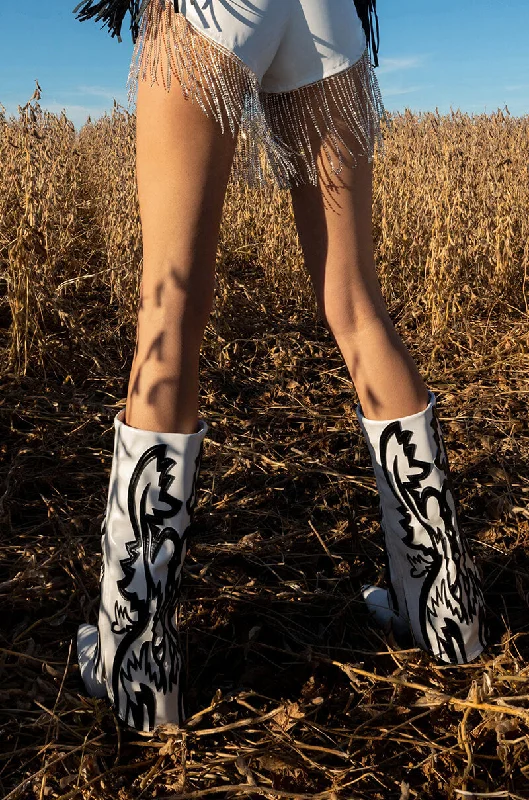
[289,114,428,421]
[283,75,486,667]
[126,53,238,434]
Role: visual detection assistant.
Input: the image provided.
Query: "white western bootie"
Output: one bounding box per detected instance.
[77,409,208,732]
[356,390,487,664]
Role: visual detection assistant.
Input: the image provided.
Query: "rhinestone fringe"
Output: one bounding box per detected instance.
[127,0,388,188]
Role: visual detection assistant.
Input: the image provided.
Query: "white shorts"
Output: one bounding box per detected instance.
[127,0,387,187]
[179,0,367,93]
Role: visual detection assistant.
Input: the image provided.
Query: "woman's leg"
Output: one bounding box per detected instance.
[289,128,428,421]
[77,39,242,731]
[288,109,486,664]
[126,59,238,435]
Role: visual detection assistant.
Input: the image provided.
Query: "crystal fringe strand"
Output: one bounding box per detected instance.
[262,51,387,186]
[127,0,388,188]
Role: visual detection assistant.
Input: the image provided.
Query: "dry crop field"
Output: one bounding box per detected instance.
[1,94,529,799]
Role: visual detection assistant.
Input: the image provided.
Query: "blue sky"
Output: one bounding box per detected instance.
[0,0,528,130]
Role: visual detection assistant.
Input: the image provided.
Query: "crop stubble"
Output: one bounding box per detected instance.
[0,96,528,798]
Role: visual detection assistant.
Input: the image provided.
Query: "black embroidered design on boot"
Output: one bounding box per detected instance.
[110,443,188,730]
[76,413,209,731]
[186,443,204,518]
[378,409,486,663]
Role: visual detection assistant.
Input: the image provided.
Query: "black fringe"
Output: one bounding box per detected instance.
[353,0,380,67]
[72,0,180,43]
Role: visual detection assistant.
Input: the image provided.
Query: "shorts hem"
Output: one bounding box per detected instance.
[126,1,388,189]
[261,53,366,96]
[174,12,264,84]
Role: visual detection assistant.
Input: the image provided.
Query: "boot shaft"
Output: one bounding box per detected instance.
[79,410,208,732]
[356,391,487,664]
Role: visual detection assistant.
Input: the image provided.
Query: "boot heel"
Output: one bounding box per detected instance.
[77,623,107,698]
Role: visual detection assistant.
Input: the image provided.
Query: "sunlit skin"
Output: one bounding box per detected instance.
[126,47,429,435]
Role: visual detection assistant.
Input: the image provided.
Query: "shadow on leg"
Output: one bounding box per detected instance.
[127,33,240,434]
[271,68,429,421]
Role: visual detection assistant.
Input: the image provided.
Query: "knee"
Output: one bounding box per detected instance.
[319,296,392,348]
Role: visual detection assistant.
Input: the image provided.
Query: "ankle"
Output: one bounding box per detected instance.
[125,405,200,435]
[358,387,430,422]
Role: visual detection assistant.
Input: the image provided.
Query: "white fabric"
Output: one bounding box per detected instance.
[179,0,367,93]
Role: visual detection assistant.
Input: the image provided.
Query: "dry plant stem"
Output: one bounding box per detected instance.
[334,662,529,724]
[155,788,344,799]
